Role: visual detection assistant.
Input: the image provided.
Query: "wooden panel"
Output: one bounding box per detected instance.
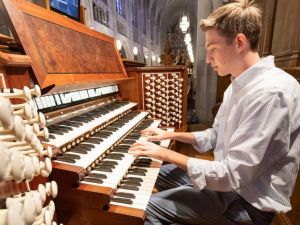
[216,75,231,103]
[271,0,300,53]
[259,0,277,56]
[0,0,128,91]
[259,0,300,67]
[25,15,122,74]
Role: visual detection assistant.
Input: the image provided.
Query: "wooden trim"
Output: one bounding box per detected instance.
[0,33,14,42]
[44,0,50,10]
[108,205,145,220]
[281,67,300,81]
[271,213,293,225]
[125,66,186,72]
[0,51,31,67]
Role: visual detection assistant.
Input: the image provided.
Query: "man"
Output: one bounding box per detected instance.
[129,0,300,225]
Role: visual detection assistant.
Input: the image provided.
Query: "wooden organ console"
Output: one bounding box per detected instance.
[0,0,187,224]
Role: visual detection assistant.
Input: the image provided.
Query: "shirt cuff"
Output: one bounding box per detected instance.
[192,131,210,153]
[187,157,207,190]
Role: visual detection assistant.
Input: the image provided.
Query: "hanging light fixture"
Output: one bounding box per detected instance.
[184,33,191,45]
[179,16,189,33]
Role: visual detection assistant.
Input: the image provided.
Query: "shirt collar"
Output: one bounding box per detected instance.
[231,55,275,89]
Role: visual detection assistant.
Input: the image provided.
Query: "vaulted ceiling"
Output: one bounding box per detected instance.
[148,0,198,50]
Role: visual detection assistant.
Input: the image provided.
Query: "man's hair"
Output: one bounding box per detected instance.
[200,0,262,50]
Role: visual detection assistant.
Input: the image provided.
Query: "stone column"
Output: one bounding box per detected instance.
[194,0,223,123]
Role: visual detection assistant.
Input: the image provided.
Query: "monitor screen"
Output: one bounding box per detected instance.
[50,0,80,21]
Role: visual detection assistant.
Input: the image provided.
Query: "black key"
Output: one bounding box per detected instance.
[111,197,133,205]
[49,129,64,135]
[82,177,103,183]
[121,180,141,186]
[94,167,113,172]
[69,148,88,154]
[121,140,136,145]
[124,177,143,182]
[102,160,118,166]
[57,125,73,131]
[99,161,117,167]
[131,163,151,168]
[129,168,147,173]
[85,138,102,144]
[55,158,76,163]
[114,192,136,199]
[115,145,130,150]
[109,153,125,157]
[111,148,128,153]
[106,154,124,160]
[97,163,116,169]
[92,133,105,139]
[128,171,146,176]
[88,173,107,179]
[78,143,95,149]
[119,185,139,191]
[136,158,152,163]
[48,134,56,139]
[63,153,81,159]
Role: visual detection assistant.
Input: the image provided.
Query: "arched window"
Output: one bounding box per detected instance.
[132,0,138,27]
[143,0,149,34]
[116,0,125,18]
[150,1,156,41]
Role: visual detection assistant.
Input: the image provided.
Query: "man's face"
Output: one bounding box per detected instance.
[205,29,237,76]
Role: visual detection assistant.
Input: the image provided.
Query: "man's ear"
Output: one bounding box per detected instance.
[235,33,247,51]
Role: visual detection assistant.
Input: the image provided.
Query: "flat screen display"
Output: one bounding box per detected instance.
[50,0,80,21]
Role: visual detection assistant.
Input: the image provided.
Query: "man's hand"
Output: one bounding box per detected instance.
[141,128,171,141]
[129,140,190,171]
[129,140,167,161]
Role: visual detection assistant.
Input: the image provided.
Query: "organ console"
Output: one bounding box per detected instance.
[0,0,187,224]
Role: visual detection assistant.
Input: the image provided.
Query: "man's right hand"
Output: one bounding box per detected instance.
[140,127,172,141]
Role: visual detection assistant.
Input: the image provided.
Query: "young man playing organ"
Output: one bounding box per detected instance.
[129,0,300,224]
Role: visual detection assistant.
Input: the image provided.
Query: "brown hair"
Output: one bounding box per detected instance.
[200,0,262,50]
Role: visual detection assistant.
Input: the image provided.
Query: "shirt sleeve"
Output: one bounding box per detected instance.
[192,102,225,153]
[187,91,291,191]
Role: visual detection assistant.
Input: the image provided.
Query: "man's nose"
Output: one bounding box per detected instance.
[206,54,211,64]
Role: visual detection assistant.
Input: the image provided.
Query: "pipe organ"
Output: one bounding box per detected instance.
[0,0,187,224]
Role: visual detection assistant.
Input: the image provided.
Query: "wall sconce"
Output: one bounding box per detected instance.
[133,46,138,55]
[116,39,122,50]
[157,57,161,63]
[152,55,156,61]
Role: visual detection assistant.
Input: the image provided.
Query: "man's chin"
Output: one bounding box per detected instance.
[217,71,230,76]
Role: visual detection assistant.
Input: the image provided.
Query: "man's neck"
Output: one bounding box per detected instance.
[231,51,260,78]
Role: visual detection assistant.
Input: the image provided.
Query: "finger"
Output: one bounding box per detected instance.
[141,128,158,135]
[128,149,146,156]
[147,136,161,141]
[129,144,148,151]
